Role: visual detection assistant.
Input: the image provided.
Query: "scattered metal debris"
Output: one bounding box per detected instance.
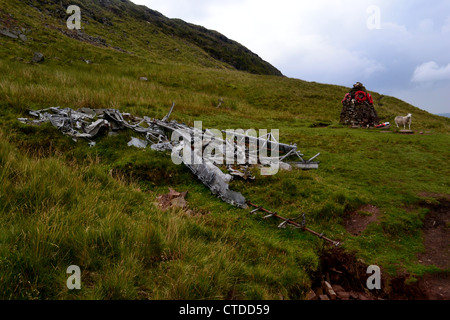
[127,137,148,149]
[247,201,340,246]
[227,165,255,180]
[19,104,320,210]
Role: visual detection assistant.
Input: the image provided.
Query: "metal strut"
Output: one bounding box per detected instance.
[250,206,263,215]
[246,201,340,247]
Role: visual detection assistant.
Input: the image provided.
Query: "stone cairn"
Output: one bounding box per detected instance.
[340,82,379,127]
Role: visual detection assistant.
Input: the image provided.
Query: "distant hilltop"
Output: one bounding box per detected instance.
[0,0,282,76]
[437,113,450,118]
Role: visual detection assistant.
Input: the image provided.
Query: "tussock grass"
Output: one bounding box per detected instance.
[0,0,449,300]
[0,129,319,300]
[1,57,448,299]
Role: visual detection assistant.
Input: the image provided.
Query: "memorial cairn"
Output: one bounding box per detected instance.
[340,82,379,128]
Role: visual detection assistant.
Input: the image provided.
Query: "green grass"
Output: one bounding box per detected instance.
[0,0,449,300]
[1,129,322,300]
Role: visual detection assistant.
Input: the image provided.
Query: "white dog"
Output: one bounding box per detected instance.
[395,113,412,130]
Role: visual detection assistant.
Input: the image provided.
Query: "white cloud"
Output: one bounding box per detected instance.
[270,34,386,86]
[442,17,450,33]
[418,19,435,33]
[132,0,450,114]
[412,61,450,83]
[191,0,388,84]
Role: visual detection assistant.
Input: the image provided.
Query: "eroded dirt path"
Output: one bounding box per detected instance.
[418,193,450,270]
[344,205,380,236]
[314,195,450,300]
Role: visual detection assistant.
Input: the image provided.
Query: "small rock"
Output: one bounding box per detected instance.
[139,77,148,81]
[358,293,371,300]
[337,291,350,300]
[0,29,18,39]
[322,281,337,300]
[217,97,224,108]
[19,34,27,42]
[332,284,345,293]
[306,290,317,301]
[32,52,44,63]
[319,295,330,301]
[80,57,92,64]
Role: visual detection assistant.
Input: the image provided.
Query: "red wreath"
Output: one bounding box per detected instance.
[355,91,367,103]
[341,93,351,104]
[367,93,374,105]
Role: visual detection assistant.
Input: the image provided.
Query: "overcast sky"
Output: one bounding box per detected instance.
[132,0,450,114]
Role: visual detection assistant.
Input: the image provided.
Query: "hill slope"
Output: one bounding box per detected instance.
[1,0,282,75]
[0,0,449,301]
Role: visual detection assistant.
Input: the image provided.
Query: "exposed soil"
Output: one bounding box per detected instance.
[416,194,450,300]
[156,188,188,211]
[310,247,386,300]
[416,273,450,300]
[311,247,449,300]
[388,272,450,300]
[344,205,380,236]
[313,195,449,300]
[418,196,450,270]
[156,189,211,217]
[418,192,450,201]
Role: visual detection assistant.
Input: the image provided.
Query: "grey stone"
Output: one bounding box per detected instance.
[340,102,379,127]
[19,34,27,42]
[32,52,44,63]
[80,57,92,64]
[0,29,18,39]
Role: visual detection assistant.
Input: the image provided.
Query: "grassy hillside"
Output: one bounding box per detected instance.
[0,0,449,300]
[1,0,282,75]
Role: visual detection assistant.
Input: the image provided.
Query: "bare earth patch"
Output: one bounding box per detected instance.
[418,193,450,270]
[313,247,450,300]
[157,188,188,211]
[412,192,450,300]
[156,188,210,217]
[344,205,380,236]
[418,273,450,300]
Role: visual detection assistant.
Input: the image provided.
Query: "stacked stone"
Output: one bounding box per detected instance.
[340,82,379,127]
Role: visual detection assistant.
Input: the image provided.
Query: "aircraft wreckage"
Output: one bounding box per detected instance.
[18,105,338,246]
[18,104,320,207]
